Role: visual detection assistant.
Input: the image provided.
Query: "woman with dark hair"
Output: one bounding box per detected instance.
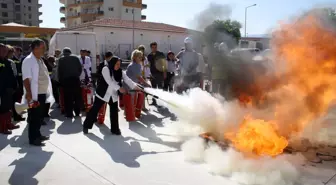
[83,56,141,135]
[164,51,177,92]
[0,44,19,134]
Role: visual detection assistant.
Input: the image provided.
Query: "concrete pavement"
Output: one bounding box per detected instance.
[0,103,336,185]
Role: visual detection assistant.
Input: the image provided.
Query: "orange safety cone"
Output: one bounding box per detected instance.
[97,103,107,124]
[135,92,145,118]
[123,93,136,122]
[59,87,65,114]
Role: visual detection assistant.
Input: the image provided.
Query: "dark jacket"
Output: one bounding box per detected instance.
[0,58,17,110]
[147,51,165,75]
[12,55,22,77]
[57,54,82,82]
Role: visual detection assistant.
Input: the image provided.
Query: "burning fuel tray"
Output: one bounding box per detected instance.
[199,133,336,163]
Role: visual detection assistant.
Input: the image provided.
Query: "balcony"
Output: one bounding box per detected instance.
[60,17,66,23]
[38,4,42,8]
[81,9,104,16]
[68,0,104,7]
[141,4,147,10]
[39,12,42,16]
[141,15,146,20]
[59,0,65,4]
[60,6,65,13]
[39,20,43,23]
[123,0,142,8]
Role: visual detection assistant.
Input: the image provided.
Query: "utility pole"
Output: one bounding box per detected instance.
[244,4,256,37]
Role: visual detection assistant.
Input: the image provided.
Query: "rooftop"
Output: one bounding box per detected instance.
[63,18,188,33]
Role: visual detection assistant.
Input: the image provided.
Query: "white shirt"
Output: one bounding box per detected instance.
[96,66,137,103]
[142,57,151,78]
[21,53,54,103]
[196,53,206,73]
[79,56,92,80]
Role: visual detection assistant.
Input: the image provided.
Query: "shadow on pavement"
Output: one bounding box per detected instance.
[0,134,10,152]
[86,125,155,168]
[154,107,177,121]
[56,117,82,135]
[128,113,181,150]
[8,123,53,185]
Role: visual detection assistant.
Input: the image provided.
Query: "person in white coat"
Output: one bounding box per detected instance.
[22,39,54,146]
[79,49,92,82]
[83,56,141,135]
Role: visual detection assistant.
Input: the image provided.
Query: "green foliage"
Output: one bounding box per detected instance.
[204,19,242,48]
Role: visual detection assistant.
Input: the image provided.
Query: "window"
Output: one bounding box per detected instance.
[28,14,32,19]
[1,3,7,8]
[16,14,21,20]
[28,22,32,26]
[28,6,31,11]
[2,12,8,17]
[108,7,114,11]
[15,5,20,11]
[3,20,9,24]
[15,0,20,3]
[125,8,128,13]
[28,0,31,3]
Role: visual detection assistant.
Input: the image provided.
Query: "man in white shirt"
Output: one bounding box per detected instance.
[22,39,54,146]
[79,49,92,82]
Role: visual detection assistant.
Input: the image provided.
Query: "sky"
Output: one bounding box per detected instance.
[40,0,336,35]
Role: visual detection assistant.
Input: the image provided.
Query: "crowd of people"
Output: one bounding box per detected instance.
[0,36,206,147]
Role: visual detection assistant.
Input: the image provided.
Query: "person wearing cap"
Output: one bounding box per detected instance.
[79,49,92,83]
[175,37,200,93]
[164,51,177,92]
[147,42,166,106]
[21,39,54,146]
[57,47,82,118]
[12,46,25,120]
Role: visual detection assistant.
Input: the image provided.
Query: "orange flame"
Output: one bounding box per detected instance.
[225,116,288,157]
[224,13,336,156]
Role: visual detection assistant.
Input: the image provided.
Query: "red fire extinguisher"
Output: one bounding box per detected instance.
[81,80,94,112]
[123,93,136,122]
[135,92,145,118]
[97,103,107,124]
[59,87,65,114]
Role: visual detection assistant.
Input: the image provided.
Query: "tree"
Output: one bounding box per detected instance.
[203,19,242,49]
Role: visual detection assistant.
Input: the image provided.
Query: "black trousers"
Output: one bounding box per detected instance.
[61,77,82,117]
[27,94,46,142]
[51,80,60,104]
[150,73,164,104]
[83,96,119,132]
[175,74,199,94]
[164,72,174,92]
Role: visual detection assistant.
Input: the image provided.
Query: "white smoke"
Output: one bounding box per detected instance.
[143,88,326,185]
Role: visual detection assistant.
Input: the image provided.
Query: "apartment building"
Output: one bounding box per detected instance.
[60,0,147,28]
[0,0,42,26]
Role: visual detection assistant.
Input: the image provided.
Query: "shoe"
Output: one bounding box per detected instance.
[14,116,25,122]
[41,121,47,126]
[75,113,81,117]
[111,129,121,135]
[83,127,89,134]
[7,124,20,130]
[40,135,50,141]
[29,139,45,146]
[65,115,73,119]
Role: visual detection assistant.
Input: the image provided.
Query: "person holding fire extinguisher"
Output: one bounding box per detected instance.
[83,56,141,135]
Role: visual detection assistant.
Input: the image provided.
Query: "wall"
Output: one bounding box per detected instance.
[91,26,188,58]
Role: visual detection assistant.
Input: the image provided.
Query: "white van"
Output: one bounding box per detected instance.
[49,31,99,74]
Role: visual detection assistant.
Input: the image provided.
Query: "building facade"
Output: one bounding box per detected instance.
[59,0,147,28]
[61,18,189,59]
[0,0,42,26]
